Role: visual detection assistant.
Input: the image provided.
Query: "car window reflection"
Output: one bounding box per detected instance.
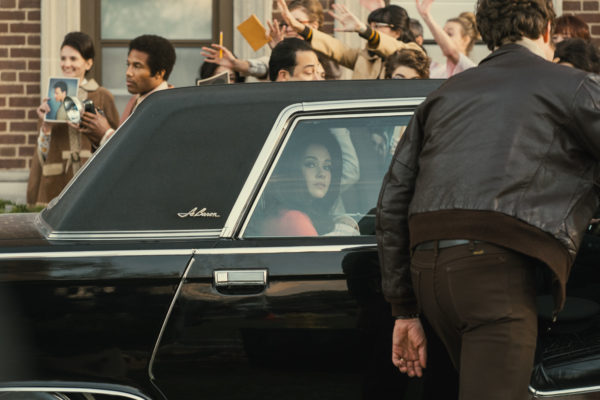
[245,115,411,238]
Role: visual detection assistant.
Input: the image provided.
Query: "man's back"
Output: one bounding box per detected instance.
[377,1,600,398]
[407,43,600,259]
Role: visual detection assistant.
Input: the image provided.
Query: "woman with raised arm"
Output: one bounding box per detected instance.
[278,0,423,79]
[415,0,479,78]
[202,0,342,80]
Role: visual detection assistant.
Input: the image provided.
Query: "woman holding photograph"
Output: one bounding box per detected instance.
[27,31,119,206]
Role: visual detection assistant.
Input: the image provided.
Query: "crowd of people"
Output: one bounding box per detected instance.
[27,0,598,206]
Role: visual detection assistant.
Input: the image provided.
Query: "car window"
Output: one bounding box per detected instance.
[244,114,412,237]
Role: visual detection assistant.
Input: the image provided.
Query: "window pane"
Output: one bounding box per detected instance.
[244,115,412,238]
[102,46,205,115]
[101,0,213,40]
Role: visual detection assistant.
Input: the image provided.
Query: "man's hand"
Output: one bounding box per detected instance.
[79,111,111,146]
[201,44,237,70]
[277,0,306,33]
[392,318,427,378]
[330,4,367,33]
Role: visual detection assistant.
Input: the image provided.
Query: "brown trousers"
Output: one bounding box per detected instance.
[411,241,538,400]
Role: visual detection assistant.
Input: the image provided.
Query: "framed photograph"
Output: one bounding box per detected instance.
[45,77,79,122]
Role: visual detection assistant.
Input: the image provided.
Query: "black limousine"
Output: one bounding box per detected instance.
[0,80,598,400]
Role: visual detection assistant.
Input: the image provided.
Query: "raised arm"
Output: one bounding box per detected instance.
[415,0,461,64]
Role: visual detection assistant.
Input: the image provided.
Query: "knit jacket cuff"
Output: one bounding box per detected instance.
[299,26,313,42]
[359,26,380,48]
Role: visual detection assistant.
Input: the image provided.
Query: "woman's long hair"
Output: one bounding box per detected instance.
[260,128,343,234]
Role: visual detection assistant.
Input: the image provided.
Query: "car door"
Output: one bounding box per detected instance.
[151,100,421,399]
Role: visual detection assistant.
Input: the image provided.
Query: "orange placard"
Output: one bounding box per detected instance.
[237,14,271,51]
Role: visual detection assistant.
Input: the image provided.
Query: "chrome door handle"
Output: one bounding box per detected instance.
[214,270,267,294]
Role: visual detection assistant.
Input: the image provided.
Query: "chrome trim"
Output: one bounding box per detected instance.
[530,384,600,397]
[221,103,303,238]
[301,97,425,112]
[47,229,222,241]
[221,98,424,239]
[0,249,194,260]
[0,386,149,400]
[200,244,374,254]
[148,256,196,380]
[0,244,374,261]
[214,269,267,286]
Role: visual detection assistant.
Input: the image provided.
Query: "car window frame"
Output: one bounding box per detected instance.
[221,98,426,240]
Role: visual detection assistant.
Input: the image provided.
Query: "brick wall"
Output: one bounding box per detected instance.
[0,0,39,172]
[563,0,600,45]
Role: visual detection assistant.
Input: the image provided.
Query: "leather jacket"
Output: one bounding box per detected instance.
[376,43,600,315]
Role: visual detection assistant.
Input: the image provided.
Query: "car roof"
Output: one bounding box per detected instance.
[42,79,442,236]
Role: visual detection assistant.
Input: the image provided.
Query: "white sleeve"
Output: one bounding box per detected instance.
[330,128,360,191]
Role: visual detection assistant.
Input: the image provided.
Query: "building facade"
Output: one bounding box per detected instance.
[0,0,597,203]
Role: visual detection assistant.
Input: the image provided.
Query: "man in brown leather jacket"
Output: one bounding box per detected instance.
[375,0,600,399]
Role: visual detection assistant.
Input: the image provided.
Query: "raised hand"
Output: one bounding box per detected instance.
[277,0,305,33]
[416,0,434,18]
[329,3,367,33]
[200,44,237,70]
[267,19,284,49]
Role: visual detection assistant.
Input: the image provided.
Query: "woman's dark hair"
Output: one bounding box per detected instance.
[262,128,343,234]
[447,12,480,54]
[555,15,591,42]
[61,32,95,76]
[476,0,555,51]
[554,38,600,73]
[53,80,67,93]
[368,5,415,43]
[198,61,245,83]
[61,31,95,60]
[385,49,431,79]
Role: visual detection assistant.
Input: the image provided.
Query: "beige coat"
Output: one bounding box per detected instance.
[310,29,424,80]
[27,80,119,206]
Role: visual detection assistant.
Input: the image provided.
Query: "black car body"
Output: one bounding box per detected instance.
[0,80,598,400]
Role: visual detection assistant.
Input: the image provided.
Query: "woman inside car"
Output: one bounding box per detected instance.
[250,131,359,237]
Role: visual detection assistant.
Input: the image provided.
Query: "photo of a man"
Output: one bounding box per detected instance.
[45,77,79,122]
[53,81,68,121]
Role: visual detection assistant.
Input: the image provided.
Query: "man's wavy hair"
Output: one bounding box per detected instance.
[476,0,555,50]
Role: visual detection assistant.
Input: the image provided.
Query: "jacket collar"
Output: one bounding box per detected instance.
[480,40,547,65]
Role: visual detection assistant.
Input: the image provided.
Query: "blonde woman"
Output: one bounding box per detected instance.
[416,0,479,78]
